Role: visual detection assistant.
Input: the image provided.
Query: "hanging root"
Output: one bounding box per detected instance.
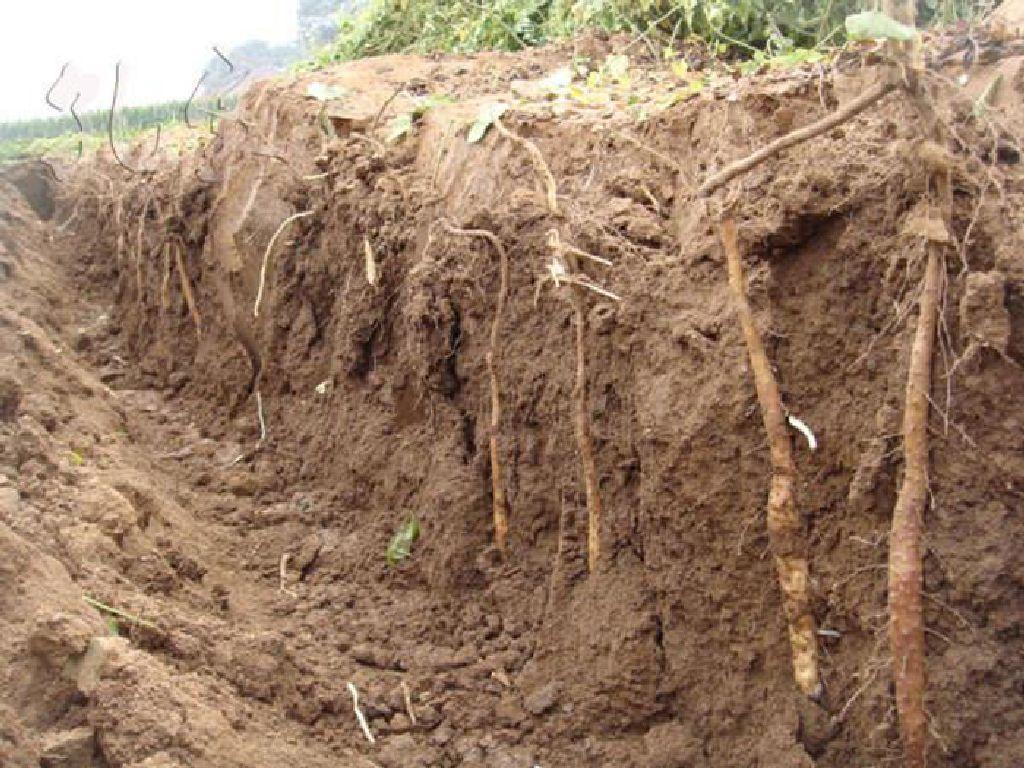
[571,293,603,573]
[160,242,172,312]
[256,389,267,444]
[494,116,559,215]
[134,205,147,309]
[254,210,314,318]
[720,218,821,699]
[441,221,510,556]
[546,231,610,572]
[498,113,605,571]
[173,242,202,336]
[346,682,376,744]
[889,244,941,768]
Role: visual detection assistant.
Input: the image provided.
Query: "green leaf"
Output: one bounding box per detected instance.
[845,11,918,42]
[603,54,630,83]
[386,113,413,143]
[539,67,573,95]
[411,93,455,118]
[466,102,508,144]
[306,82,347,101]
[386,516,421,565]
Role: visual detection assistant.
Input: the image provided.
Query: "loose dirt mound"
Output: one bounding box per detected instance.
[3,37,1024,768]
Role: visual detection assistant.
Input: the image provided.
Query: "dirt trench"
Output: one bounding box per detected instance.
[3,41,1024,768]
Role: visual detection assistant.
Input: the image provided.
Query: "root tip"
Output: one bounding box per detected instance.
[807,681,826,705]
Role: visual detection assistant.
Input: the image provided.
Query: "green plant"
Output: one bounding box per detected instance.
[83,595,161,632]
[386,516,420,564]
[387,92,456,142]
[304,0,984,73]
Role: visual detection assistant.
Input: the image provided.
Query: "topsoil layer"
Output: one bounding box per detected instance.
[2,31,1024,768]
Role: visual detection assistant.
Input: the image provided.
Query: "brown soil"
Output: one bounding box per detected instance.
[2,35,1024,768]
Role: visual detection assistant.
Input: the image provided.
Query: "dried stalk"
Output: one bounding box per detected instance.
[69,92,84,159]
[441,221,511,556]
[720,218,821,699]
[108,62,138,174]
[185,71,208,129]
[149,124,162,159]
[45,62,70,113]
[370,79,409,131]
[697,81,895,197]
[212,45,234,72]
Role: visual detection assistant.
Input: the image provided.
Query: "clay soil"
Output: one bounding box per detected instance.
[2,34,1024,768]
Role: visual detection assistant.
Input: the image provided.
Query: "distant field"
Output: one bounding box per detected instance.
[0,97,233,162]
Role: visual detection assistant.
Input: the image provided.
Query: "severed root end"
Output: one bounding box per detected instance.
[776,553,822,699]
[771,486,823,701]
[788,611,824,701]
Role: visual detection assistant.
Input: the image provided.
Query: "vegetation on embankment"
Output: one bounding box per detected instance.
[307,0,983,67]
[1,0,988,161]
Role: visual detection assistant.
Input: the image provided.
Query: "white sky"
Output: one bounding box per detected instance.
[0,1,299,121]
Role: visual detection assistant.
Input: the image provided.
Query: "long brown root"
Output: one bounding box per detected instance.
[571,295,602,572]
[720,218,821,699]
[494,117,559,215]
[698,82,895,198]
[160,242,172,312]
[441,222,510,556]
[889,245,941,768]
[134,209,146,309]
[173,242,202,336]
[498,116,604,570]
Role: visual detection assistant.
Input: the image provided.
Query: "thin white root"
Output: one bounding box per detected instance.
[401,680,417,725]
[547,229,613,267]
[787,414,818,451]
[302,171,336,181]
[278,552,296,597]
[57,207,80,232]
[254,210,314,318]
[364,236,379,286]
[347,682,376,744]
[544,262,623,302]
[545,229,621,302]
[256,389,267,443]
